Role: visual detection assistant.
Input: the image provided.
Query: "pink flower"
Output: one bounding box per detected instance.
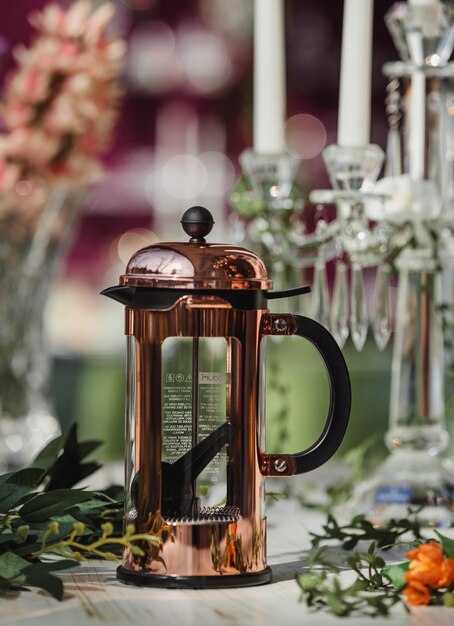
[65,72,92,96]
[0,0,124,195]
[64,0,92,39]
[29,38,78,73]
[0,160,20,192]
[29,4,66,36]
[5,128,59,167]
[2,103,33,129]
[44,93,84,134]
[84,2,116,44]
[7,68,50,104]
[59,40,79,60]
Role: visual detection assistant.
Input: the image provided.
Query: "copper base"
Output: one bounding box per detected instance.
[116,565,272,589]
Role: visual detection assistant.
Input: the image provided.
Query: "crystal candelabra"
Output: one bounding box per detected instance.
[309,1,454,526]
[230,1,454,526]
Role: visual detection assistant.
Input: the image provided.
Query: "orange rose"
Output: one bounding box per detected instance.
[405,541,444,588]
[403,580,431,606]
[405,540,443,564]
[438,559,454,589]
[404,540,454,603]
[405,563,440,588]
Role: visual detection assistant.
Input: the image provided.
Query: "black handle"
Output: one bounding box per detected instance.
[265,286,312,300]
[263,314,351,476]
[292,315,351,473]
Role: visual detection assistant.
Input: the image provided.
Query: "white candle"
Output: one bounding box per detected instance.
[338,0,374,147]
[409,70,426,179]
[253,0,286,154]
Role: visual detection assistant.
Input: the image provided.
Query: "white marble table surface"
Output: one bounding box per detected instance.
[2,465,454,626]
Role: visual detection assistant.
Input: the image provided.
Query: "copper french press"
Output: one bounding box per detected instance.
[103,206,351,588]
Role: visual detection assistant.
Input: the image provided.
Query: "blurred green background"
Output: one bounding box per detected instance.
[52,335,395,463]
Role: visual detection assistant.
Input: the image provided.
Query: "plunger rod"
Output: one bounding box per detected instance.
[191,338,200,516]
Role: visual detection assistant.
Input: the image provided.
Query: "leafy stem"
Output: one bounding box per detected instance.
[31,521,160,562]
[309,512,425,553]
[298,512,428,617]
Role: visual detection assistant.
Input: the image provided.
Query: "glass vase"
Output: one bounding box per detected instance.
[0,187,82,471]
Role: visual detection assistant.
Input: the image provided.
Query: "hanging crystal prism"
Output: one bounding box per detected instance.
[330,262,349,348]
[385,77,403,177]
[350,263,368,351]
[311,259,330,329]
[373,264,392,351]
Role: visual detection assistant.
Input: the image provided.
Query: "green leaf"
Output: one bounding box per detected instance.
[346,579,369,594]
[0,529,14,544]
[326,591,349,617]
[297,573,325,591]
[45,424,102,491]
[343,538,359,551]
[0,468,46,513]
[22,560,78,574]
[13,542,43,557]
[0,472,15,490]
[359,552,380,566]
[0,573,26,593]
[30,432,66,470]
[435,531,454,558]
[347,555,360,569]
[24,570,64,601]
[383,562,409,589]
[31,423,103,491]
[76,441,102,459]
[0,425,127,602]
[102,485,124,501]
[0,551,30,580]
[19,490,95,522]
[68,496,114,514]
[14,515,90,544]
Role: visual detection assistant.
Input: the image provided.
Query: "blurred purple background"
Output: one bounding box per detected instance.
[0,0,403,456]
[1,0,397,354]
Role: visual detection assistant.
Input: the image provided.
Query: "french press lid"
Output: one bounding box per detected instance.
[121,206,272,290]
[103,206,311,308]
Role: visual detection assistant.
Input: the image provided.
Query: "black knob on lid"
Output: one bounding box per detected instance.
[181,206,214,243]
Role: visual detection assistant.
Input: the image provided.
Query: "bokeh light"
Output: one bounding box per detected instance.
[161,154,208,201]
[15,180,33,197]
[178,27,232,94]
[115,228,159,266]
[284,114,327,160]
[198,151,236,197]
[127,22,181,93]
